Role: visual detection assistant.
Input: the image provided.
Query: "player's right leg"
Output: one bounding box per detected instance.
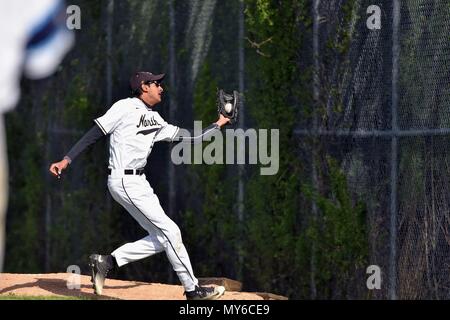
[90,235,164,296]
[88,254,116,295]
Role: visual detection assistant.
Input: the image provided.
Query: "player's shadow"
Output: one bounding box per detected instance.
[0,276,144,300]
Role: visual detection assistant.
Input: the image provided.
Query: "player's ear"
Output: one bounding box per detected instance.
[140,82,149,94]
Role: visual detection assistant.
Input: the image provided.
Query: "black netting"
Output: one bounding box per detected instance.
[314,0,392,131]
[298,0,450,299]
[399,1,450,130]
[398,136,450,299]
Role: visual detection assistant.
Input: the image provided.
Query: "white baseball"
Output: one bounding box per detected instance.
[225,102,232,113]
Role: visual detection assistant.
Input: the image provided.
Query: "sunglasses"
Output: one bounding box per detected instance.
[144,80,162,87]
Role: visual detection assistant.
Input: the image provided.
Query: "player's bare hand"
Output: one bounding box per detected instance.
[49,159,69,178]
[216,114,231,127]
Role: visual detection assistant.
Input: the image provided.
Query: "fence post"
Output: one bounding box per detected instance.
[310,0,321,299]
[389,0,401,301]
[237,0,246,281]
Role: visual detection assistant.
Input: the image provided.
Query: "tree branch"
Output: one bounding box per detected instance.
[245,36,273,57]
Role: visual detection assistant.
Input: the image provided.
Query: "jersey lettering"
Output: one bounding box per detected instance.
[137,114,159,128]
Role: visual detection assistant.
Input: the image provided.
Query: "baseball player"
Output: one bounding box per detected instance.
[0,0,74,272]
[49,72,239,300]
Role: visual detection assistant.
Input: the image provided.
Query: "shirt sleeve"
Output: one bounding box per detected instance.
[94,101,127,135]
[172,123,220,144]
[153,113,180,143]
[64,124,105,164]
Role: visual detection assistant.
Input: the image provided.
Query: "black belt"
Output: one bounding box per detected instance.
[108,168,145,175]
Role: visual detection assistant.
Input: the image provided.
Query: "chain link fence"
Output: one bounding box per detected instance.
[296,0,450,299]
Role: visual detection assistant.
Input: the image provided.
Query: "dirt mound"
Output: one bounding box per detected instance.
[0,273,272,300]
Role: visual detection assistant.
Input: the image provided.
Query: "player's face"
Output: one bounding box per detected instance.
[141,81,164,106]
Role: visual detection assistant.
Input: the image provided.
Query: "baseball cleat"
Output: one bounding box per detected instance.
[89,254,114,295]
[184,285,226,300]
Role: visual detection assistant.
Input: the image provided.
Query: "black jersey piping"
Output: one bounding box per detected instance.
[94,119,108,135]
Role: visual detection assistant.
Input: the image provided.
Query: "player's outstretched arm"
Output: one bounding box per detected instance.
[171,114,231,144]
[161,89,238,144]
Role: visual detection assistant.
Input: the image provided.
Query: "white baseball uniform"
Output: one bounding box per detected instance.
[0,0,74,272]
[94,97,199,291]
[0,0,75,113]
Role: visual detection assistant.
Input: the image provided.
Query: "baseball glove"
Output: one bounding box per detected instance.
[217,89,240,125]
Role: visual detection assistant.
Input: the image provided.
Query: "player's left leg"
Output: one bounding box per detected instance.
[111,231,165,266]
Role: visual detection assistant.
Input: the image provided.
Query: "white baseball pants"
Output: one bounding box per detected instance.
[107,173,198,291]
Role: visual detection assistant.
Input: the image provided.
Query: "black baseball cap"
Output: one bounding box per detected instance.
[129,71,165,92]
